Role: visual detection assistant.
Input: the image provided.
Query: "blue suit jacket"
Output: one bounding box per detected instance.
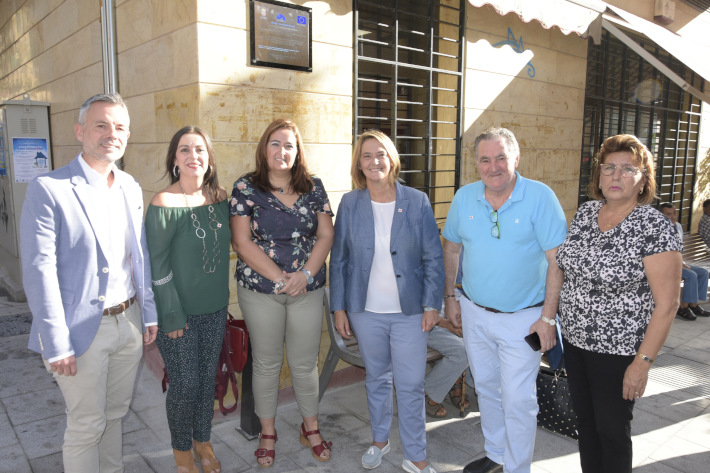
[20,156,158,359]
[329,181,444,315]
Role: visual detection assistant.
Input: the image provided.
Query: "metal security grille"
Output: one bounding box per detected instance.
[579,29,704,231]
[683,0,710,12]
[354,0,464,225]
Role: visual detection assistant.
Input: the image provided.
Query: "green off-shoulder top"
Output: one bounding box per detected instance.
[145,199,230,332]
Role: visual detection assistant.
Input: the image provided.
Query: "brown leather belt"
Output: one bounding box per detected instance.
[103,296,136,316]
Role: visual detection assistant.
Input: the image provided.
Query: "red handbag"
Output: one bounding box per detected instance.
[214,314,249,415]
[226,313,249,372]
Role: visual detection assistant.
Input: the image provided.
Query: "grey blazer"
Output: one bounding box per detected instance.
[20,155,158,359]
[329,181,444,316]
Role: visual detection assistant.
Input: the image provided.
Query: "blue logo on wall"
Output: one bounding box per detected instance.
[493,27,535,78]
[276,14,286,21]
[297,16,307,25]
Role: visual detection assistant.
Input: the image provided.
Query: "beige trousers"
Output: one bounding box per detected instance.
[45,303,143,473]
[237,285,324,419]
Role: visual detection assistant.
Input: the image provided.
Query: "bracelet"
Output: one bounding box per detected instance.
[443,294,456,299]
[637,353,654,364]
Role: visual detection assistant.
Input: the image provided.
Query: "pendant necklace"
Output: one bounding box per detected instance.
[179,181,221,273]
[600,202,637,230]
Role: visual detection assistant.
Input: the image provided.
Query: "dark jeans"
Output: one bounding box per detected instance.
[563,338,635,473]
[156,307,227,451]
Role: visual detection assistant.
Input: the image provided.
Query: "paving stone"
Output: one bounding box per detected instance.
[0,443,32,473]
[14,414,64,460]
[0,412,17,449]
[3,387,65,426]
[0,314,32,337]
[28,452,63,473]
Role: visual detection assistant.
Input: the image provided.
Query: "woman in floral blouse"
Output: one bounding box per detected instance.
[556,134,682,473]
[230,119,334,468]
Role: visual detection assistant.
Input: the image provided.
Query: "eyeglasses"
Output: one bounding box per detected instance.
[490,210,500,239]
[600,163,644,178]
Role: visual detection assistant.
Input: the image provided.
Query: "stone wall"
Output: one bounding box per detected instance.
[462,4,589,222]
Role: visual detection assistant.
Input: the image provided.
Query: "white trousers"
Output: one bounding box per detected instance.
[460,296,542,473]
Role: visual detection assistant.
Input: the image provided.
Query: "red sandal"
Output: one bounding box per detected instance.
[299,422,332,462]
[254,432,277,468]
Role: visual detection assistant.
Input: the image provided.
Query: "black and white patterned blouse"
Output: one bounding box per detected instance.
[556,200,681,355]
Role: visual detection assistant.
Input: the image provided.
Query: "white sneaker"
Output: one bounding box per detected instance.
[402,459,437,473]
[362,442,390,469]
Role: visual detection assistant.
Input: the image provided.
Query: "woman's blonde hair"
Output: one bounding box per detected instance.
[588,134,657,205]
[351,130,401,190]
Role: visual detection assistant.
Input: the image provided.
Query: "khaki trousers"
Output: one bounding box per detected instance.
[237,285,324,419]
[45,303,143,473]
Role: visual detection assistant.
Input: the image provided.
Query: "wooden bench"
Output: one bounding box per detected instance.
[318,290,443,401]
[683,233,710,264]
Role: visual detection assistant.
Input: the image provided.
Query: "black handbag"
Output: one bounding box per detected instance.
[536,366,579,440]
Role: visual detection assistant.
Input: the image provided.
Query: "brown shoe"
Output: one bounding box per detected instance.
[425,394,447,418]
[194,440,221,473]
[172,449,199,473]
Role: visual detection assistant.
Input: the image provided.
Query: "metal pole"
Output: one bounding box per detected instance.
[100,0,118,94]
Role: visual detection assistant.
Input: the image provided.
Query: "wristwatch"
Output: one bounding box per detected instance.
[540,315,556,326]
[301,269,314,284]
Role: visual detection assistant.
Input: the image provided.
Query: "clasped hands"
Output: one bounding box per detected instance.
[275,270,309,297]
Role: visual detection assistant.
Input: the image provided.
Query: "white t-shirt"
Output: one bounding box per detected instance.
[364,200,403,314]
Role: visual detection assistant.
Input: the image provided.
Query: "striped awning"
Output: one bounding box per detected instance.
[603,5,710,103]
[468,0,604,44]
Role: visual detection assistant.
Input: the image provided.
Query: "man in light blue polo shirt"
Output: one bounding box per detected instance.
[442,128,567,473]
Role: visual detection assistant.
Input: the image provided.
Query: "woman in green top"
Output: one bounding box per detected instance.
[146,126,230,473]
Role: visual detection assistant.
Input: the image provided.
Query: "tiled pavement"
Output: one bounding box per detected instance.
[1,294,708,472]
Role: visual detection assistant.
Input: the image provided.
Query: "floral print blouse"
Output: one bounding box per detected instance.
[556,200,681,355]
[229,173,333,294]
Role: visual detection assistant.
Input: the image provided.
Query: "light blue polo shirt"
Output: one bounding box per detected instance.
[442,172,567,312]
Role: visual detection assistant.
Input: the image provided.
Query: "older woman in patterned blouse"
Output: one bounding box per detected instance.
[555,134,682,473]
[229,119,334,468]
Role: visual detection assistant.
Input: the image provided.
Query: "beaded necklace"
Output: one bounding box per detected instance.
[179,181,222,273]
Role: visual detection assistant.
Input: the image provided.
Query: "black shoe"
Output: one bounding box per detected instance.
[676,307,697,321]
[689,305,710,317]
[463,456,504,473]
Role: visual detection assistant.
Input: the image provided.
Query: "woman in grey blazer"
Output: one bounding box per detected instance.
[330,130,444,473]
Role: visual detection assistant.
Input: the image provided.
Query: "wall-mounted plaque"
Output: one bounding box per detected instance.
[250,0,312,72]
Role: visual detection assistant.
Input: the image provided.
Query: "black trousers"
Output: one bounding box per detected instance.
[563,339,635,473]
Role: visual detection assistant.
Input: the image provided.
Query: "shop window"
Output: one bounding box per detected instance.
[580,29,704,231]
[354,0,465,225]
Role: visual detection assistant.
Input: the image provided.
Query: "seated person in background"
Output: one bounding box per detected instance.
[425,256,474,418]
[700,199,710,249]
[660,203,710,320]
[425,299,474,418]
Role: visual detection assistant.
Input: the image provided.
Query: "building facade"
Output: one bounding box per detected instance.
[2,0,709,388]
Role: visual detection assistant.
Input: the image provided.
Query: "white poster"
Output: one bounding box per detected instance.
[12,137,49,183]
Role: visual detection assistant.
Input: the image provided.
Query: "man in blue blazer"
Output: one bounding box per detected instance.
[20,93,158,473]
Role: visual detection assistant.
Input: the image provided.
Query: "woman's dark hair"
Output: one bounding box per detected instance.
[251,119,313,194]
[165,126,222,203]
[588,134,657,205]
